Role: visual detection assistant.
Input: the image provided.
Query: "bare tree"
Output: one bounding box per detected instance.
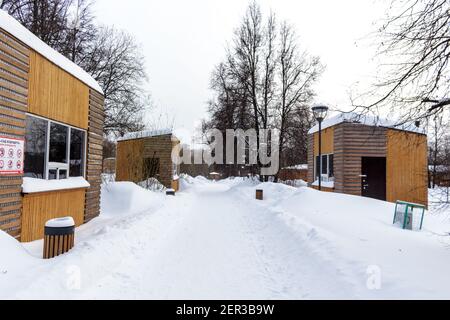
[77,26,150,137]
[276,22,322,177]
[355,0,450,123]
[205,2,322,180]
[2,0,151,138]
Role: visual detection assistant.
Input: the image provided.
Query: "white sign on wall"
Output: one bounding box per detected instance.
[0,136,25,175]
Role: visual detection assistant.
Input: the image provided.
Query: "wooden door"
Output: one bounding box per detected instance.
[361,157,386,201]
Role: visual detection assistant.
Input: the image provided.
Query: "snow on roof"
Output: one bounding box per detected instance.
[0,10,103,94]
[308,112,425,135]
[117,129,175,142]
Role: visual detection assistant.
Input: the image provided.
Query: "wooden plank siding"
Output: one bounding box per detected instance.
[0,28,29,240]
[313,126,334,156]
[116,134,178,188]
[28,52,89,129]
[21,189,86,242]
[386,129,428,207]
[335,123,386,196]
[84,90,104,223]
[116,138,145,183]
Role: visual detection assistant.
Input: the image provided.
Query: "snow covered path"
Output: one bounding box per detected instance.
[79,182,357,299]
[2,177,450,299]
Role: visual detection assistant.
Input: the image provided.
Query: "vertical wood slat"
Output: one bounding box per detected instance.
[21,189,86,242]
[27,52,89,130]
[0,28,29,240]
[386,129,428,207]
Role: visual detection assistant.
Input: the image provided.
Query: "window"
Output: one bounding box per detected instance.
[329,154,334,178]
[70,128,85,177]
[24,115,86,180]
[49,123,68,164]
[321,155,328,175]
[24,116,47,179]
[315,154,334,181]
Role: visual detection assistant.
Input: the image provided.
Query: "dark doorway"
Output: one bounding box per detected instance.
[361,157,386,201]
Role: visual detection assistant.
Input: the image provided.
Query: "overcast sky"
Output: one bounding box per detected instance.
[93,0,387,142]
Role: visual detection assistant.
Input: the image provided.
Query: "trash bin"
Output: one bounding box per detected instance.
[43,217,75,259]
[256,189,264,200]
[166,188,176,196]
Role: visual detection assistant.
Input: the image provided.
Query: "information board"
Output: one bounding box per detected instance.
[0,136,25,175]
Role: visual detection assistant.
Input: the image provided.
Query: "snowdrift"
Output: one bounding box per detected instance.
[101,182,165,217]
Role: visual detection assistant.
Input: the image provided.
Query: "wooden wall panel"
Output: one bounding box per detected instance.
[84,90,104,223]
[338,123,386,196]
[116,134,176,188]
[143,135,175,188]
[0,28,29,240]
[28,52,89,129]
[21,189,86,242]
[116,138,145,183]
[386,130,428,207]
[313,127,334,156]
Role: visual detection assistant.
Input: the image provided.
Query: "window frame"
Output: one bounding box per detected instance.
[314,153,334,182]
[25,113,87,180]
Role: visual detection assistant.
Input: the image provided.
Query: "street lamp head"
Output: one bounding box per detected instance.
[312,105,329,122]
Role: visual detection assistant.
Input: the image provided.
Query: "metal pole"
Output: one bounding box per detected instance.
[318,120,322,191]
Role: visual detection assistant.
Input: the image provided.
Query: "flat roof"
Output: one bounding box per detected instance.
[308,112,426,135]
[117,129,178,142]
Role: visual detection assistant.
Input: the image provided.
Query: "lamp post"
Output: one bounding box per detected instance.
[312,105,329,191]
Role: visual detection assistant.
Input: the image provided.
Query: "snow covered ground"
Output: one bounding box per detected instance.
[1,177,450,300]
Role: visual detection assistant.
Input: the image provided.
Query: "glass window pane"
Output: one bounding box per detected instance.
[49,169,57,180]
[321,155,328,175]
[315,156,320,179]
[49,123,68,163]
[329,154,334,178]
[24,116,48,179]
[59,169,67,179]
[70,129,85,177]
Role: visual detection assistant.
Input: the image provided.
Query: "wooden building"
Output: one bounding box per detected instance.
[116,130,180,190]
[278,165,308,182]
[307,113,428,207]
[0,12,104,242]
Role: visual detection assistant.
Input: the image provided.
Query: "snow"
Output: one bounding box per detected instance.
[22,177,90,194]
[0,10,103,94]
[46,217,75,228]
[428,165,449,173]
[308,112,425,135]
[117,129,174,142]
[2,177,450,299]
[312,180,335,188]
[284,164,308,170]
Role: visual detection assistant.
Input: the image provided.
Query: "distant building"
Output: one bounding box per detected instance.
[307,113,428,207]
[116,130,180,190]
[278,164,308,182]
